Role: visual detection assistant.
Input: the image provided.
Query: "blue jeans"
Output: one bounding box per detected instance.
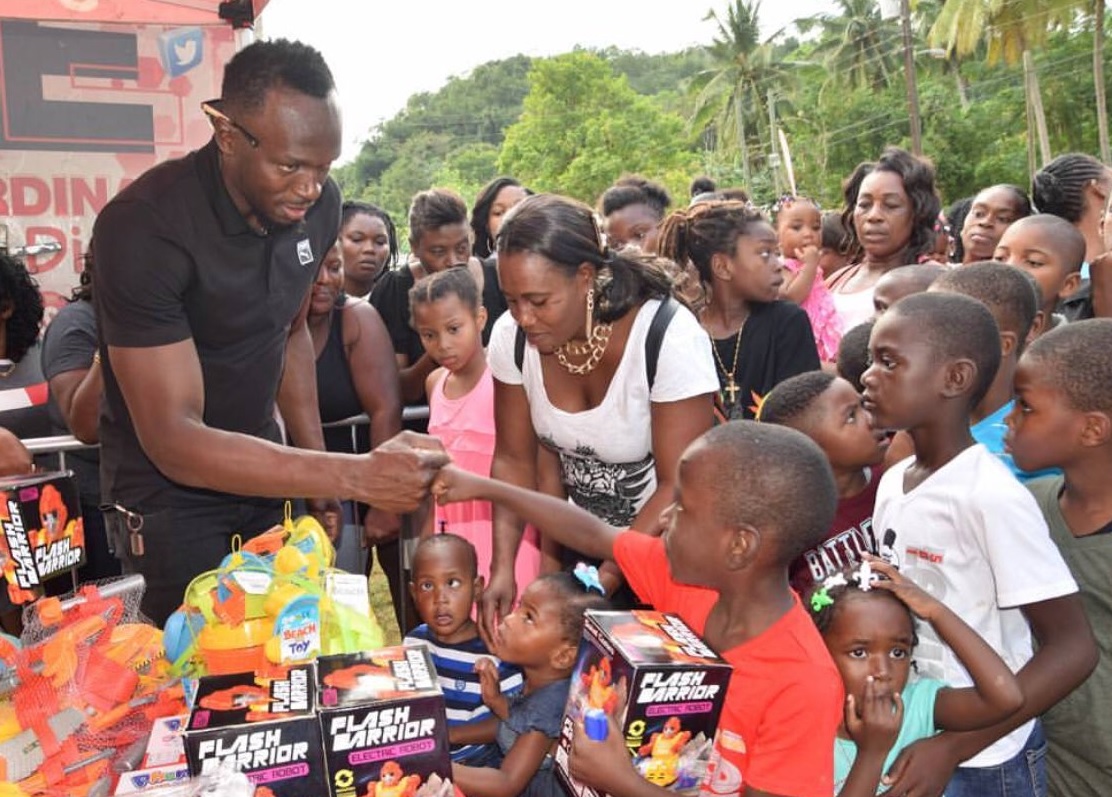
[946,722,1047,797]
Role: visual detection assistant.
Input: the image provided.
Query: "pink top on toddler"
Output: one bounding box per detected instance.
[428,365,541,589]
[783,257,842,361]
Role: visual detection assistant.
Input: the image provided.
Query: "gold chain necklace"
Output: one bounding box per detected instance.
[710,320,746,406]
[555,323,613,375]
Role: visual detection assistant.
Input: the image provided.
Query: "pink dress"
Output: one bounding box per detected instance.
[783,258,843,362]
[428,366,541,589]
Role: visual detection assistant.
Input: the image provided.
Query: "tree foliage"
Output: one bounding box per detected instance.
[333,0,1111,229]
[498,52,699,202]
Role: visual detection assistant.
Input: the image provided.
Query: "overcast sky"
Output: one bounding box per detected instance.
[259,0,834,164]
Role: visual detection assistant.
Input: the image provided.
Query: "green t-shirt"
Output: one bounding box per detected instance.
[1026,475,1112,797]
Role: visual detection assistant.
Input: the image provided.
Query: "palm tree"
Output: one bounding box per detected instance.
[688,0,796,186]
[800,0,903,91]
[929,0,1078,175]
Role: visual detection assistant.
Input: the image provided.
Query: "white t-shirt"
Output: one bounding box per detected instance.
[488,298,718,527]
[831,287,876,332]
[873,444,1078,768]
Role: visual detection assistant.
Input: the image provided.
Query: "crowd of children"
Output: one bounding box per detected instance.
[21,133,1112,797]
[366,152,1112,797]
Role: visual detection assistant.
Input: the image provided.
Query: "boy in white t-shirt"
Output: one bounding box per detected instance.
[861,292,1097,797]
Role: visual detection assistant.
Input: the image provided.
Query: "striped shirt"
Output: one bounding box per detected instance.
[405,625,524,764]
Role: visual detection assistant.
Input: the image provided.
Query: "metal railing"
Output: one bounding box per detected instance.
[21,406,431,460]
[19,406,430,628]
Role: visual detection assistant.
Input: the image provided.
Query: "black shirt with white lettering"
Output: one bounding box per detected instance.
[93,140,340,509]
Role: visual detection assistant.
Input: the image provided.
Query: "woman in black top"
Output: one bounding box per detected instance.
[657,201,820,420]
[309,241,402,585]
[371,188,507,404]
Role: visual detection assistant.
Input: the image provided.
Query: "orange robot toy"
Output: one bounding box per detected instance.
[32,483,84,550]
[364,760,421,797]
[581,656,620,714]
[637,717,691,787]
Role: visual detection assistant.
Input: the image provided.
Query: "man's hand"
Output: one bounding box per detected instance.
[0,429,33,477]
[479,570,516,648]
[353,431,449,513]
[881,734,961,797]
[363,506,401,545]
[306,497,342,541]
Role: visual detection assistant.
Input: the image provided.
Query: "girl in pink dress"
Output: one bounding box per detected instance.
[774,195,843,362]
[410,267,541,591]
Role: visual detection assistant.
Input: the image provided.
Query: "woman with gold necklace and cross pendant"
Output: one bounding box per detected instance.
[657,200,821,421]
[479,194,718,629]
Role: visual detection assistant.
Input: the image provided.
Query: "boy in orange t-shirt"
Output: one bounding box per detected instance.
[435,421,843,797]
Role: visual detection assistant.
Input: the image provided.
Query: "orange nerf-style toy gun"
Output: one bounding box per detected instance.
[200,684,269,713]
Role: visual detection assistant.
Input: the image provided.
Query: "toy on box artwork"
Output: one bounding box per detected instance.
[0,471,85,603]
[184,663,328,797]
[317,646,453,797]
[557,611,732,797]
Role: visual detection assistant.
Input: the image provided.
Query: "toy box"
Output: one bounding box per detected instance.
[142,713,189,769]
[113,763,193,794]
[555,610,732,797]
[317,645,453,797]
[183,663,327,796]
[0,470,85,600]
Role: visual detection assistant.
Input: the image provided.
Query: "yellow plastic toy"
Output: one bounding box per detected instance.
[164,505,382,678]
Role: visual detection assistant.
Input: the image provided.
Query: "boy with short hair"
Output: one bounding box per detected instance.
[930,260,1057,481]
[862,292,1096,797]
[761,371,890,591]
[871,262,948,316]
[1005,319,1112,796]
[835,320,874,393]
[405,533,522,766]
[436,422,843,797]
[994,214,1085,334]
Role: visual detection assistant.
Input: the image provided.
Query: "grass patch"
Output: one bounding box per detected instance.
[368,548,402,646]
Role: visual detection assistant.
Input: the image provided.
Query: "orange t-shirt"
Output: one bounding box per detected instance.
[614,531,842,797]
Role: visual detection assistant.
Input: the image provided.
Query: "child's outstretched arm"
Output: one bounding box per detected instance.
[868,557,1024,731]
[434,464,621,563]
[452,730,553,797]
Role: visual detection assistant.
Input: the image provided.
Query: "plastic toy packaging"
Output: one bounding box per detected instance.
[112,759,254,797]
[163,506,383,681]
[0,574,186,796]
[0,471,87,605]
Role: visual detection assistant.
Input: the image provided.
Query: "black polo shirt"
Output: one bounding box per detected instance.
[93,139,341,510]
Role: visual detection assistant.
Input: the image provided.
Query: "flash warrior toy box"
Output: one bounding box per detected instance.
[316,645,454,797]
[556,610,732,797]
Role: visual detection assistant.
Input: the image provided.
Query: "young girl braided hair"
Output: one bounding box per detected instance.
[657,200,820,421]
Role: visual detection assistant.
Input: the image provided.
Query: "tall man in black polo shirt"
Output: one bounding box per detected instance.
[93,40,445,625]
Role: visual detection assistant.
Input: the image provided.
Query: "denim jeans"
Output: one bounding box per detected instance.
[946,722,1047,797]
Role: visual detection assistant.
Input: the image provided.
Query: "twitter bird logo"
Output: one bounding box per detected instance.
[158,27,204,78]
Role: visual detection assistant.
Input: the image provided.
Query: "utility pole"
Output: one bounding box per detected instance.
[767,89,782,196]
[899,0,922,155]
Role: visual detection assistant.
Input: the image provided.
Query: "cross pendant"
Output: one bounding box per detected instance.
[723,377,739,406]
